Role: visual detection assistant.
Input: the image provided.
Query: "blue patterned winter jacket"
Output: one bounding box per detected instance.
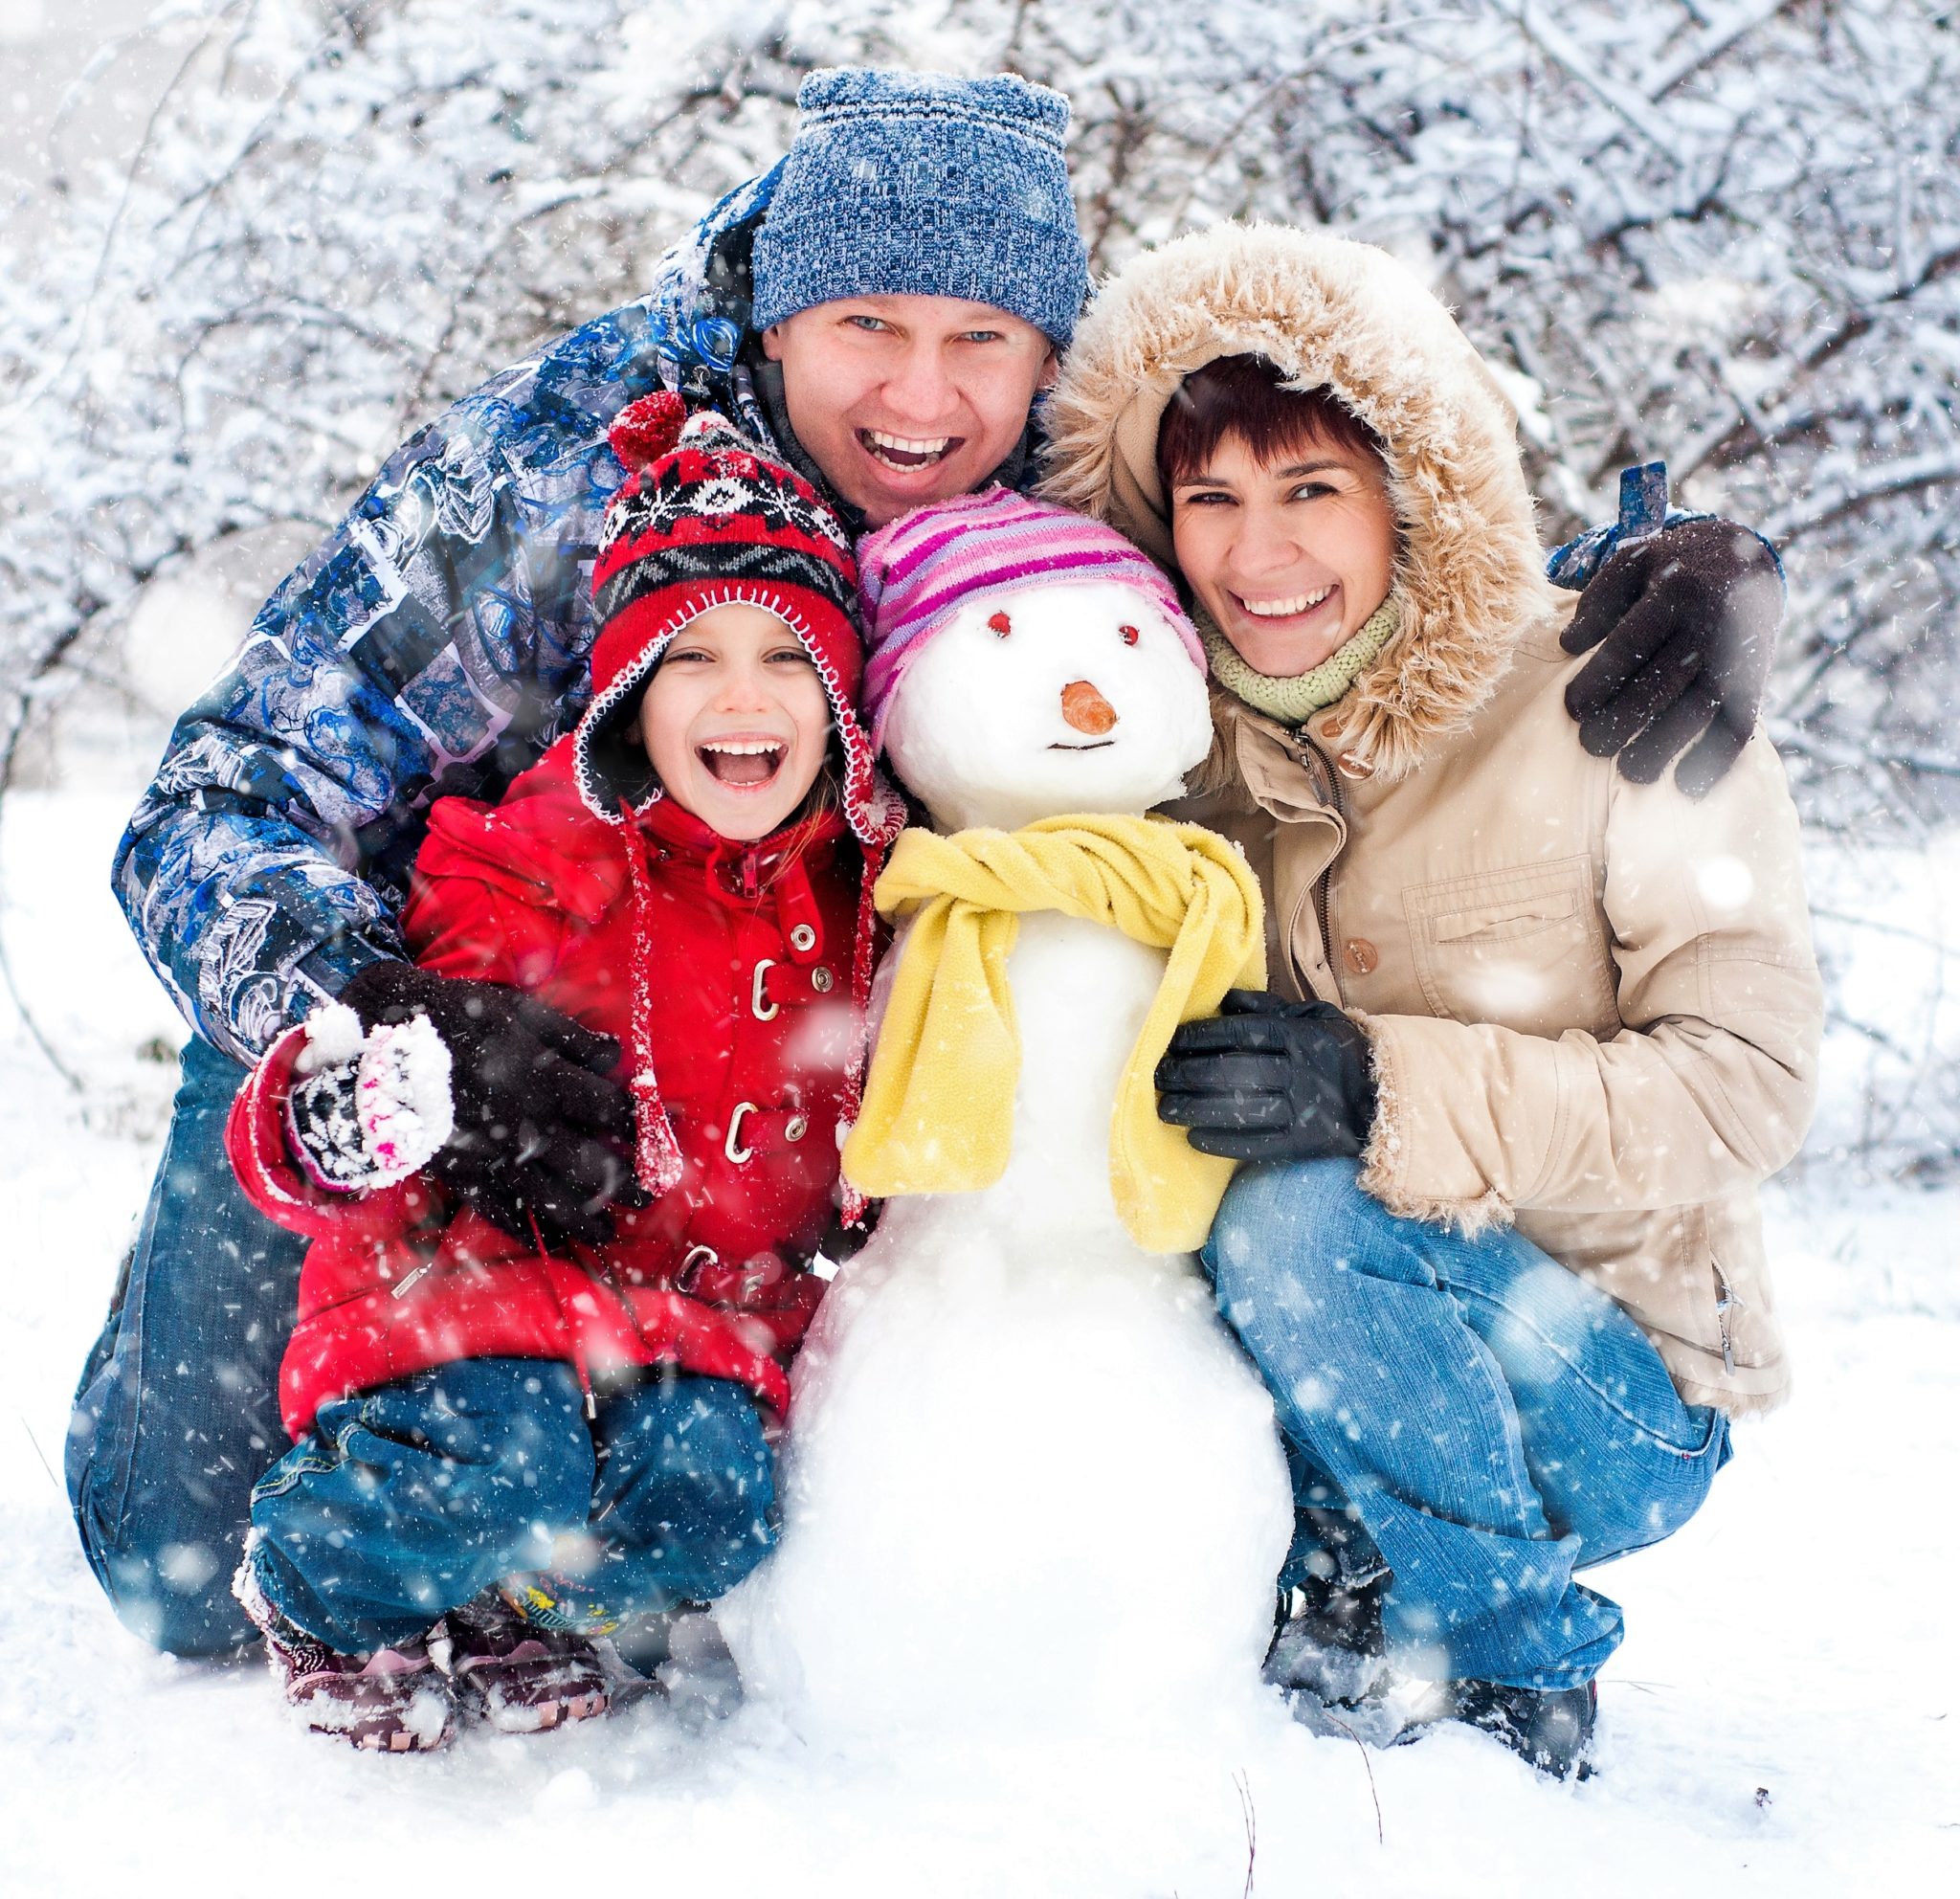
[115,169,1657,1062]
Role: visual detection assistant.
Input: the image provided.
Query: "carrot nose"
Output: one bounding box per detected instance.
[1060,680,1118,736]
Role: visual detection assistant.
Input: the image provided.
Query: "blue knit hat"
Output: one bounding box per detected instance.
[750,69,1089,347]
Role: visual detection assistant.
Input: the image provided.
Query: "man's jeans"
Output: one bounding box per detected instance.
[66,1037,305,1654]
[248,1358,775,1653]
[1204,1160,1730,1691]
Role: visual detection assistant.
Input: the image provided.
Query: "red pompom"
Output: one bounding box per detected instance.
[609,392,688,474]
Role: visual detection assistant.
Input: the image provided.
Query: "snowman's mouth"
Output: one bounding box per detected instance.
[1048,740,1116,751]
[699,739,787,787]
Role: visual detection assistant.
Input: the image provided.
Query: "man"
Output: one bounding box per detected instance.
[68,67,1784,1656]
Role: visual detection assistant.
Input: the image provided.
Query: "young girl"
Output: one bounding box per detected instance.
[225,398,903,1752]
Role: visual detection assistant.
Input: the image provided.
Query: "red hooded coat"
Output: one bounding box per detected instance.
[229,737,872,1438]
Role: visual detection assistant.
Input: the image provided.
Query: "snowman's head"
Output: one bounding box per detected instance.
[858,491,1214,834]
[881,579,1213,833]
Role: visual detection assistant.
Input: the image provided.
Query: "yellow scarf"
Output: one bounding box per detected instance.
[841,815,1266,1253]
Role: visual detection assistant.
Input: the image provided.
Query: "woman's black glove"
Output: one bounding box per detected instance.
[1563,517,1782,799]
[340,961,637,1248]
[1153,990,1378,1163]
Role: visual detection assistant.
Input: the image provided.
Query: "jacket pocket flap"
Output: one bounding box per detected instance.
[1430,891,1577,942]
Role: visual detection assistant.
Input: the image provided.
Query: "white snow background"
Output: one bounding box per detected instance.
[1,576,1957,1898]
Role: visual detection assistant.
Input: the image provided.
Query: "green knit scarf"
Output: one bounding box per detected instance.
[1201,597,1400,726]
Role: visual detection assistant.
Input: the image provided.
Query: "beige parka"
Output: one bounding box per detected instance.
[1040,223,1822,1416]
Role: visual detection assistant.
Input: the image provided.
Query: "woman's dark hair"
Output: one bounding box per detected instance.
[1155,354,1385,492]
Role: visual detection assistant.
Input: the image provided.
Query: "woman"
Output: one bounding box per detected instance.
[1039,225,1821,1777]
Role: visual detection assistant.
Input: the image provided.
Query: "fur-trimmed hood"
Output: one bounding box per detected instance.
[1039,222,1562,782]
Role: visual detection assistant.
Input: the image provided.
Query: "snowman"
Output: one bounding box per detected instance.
[718,491,1294,1745]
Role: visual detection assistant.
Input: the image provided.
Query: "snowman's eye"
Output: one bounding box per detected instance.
[1119,624,1140,647]
[989,612,1012,637]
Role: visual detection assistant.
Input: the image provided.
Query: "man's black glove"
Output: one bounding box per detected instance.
[341,962,637,1249]
[1563,517,1782,799]
[1153,990,1378,1164]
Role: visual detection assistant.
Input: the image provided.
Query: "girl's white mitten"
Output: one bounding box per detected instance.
[284,1002,456,1191]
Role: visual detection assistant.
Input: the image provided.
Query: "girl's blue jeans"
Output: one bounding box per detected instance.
[1204,1160,1730,1691]
[248,1356,776,1654]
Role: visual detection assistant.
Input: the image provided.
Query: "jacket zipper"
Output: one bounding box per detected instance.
[1294,736,1346,998]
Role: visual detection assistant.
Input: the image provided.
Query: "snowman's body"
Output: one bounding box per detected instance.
[718,581,1294,1743]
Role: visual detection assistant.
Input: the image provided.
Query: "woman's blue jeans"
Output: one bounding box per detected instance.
[1203,1160,1729,1690]
[249,1357,776,1654]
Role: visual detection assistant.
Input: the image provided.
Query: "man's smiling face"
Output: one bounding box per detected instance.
[762,294,1057,527]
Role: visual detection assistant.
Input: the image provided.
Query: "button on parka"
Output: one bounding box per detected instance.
[1040,223,1822,1415]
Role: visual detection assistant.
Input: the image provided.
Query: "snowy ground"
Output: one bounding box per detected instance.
[2,788,1956,1898]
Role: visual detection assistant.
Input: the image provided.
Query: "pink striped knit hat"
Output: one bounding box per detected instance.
[857,488,1205,750]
